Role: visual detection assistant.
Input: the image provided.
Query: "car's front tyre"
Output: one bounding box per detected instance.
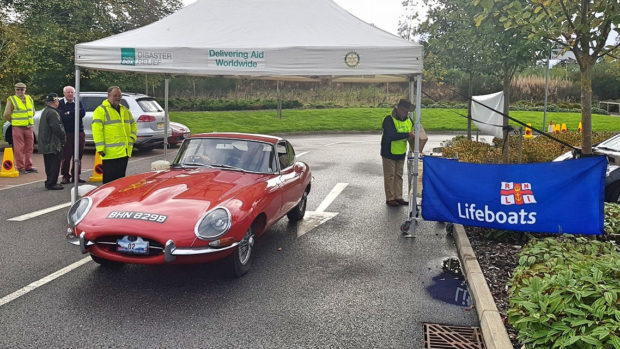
[91,254,124,268]
[230,226,255,277]
[287,191,307,222]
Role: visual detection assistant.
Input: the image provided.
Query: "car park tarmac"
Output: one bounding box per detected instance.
[0,133,479,348]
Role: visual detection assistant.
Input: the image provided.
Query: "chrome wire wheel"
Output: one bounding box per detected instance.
[238,228,255,266]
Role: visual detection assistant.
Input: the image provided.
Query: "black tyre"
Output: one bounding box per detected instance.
[287,191,307,222]
[230,226,255,277]
[91,254,124,268]
[4,125,13,145]
[605,182,620,204]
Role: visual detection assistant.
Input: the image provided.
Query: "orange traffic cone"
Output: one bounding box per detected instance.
[89,152,103,182]
[578,122,582,133]
[524,123,533,138]
[547,121,554,133]
[561,123,568,133]
[0,147,19,178]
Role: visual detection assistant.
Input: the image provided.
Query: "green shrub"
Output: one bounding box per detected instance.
[442,131,618,164]
[508,237,620,348]
[605,203,620,236]
[156,97,303,111]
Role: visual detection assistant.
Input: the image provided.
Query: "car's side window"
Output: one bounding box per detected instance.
[287,142,295,165]
[277,141,290,169]
[121,99,130,109]
[81,97,106,112]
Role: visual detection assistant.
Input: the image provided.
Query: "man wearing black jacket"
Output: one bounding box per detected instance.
[39,94,66,190]
[380,99,426,207]
[58,86,86,184]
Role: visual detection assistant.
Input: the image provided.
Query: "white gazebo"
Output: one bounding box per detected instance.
[72,0,425,232]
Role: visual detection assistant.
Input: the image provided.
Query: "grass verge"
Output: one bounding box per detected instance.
[169,108,620,135]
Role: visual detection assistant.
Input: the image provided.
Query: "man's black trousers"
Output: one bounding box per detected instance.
[102,156,129,184]
[43,152,62,188]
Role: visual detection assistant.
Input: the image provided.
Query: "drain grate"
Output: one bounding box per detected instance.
[423,323,485,348]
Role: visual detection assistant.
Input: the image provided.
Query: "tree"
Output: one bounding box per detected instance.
[417,0,497,139]
[398,0,424,41]
[0,0,182,95]
[415,0,543,162]
[475,0,620,154]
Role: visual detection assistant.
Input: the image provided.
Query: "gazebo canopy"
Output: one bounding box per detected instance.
[75,0,423,82]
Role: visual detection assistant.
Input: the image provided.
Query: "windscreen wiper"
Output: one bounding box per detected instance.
[172,162,204,168]
[210,163,246,172]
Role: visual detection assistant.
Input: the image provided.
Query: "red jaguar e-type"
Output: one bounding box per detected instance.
[66,133,311,277]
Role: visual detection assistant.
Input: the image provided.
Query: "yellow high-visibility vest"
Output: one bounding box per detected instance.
[8,95,34,127]
[391,116,412,155]
[92,99,137,160]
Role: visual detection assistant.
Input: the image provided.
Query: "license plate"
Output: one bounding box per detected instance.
[117,236,149,255]
[157,122,165,130]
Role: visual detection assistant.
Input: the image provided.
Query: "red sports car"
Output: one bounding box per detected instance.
[167,121,191,147]
[66,133,311,276]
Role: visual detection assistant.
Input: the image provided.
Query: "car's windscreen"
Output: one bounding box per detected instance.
[174,138,277,173]
[137,98,163,112]
[596,135,620,152]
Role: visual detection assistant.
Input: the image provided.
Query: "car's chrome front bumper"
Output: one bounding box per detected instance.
[66,232,239,263]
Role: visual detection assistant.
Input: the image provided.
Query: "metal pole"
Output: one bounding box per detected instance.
[518,127,523,163]
[72,66,80,204]
[543,44,551,130]
[164,78,169,160]
[145,74,148,95]
[277,80,282,119]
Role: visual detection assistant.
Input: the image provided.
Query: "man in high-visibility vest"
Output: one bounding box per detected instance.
[3,82,37,174]
[92,86,137,184]
[380,99,426,207]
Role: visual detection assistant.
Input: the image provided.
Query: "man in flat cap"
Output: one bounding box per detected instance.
[38,93,66,190]
[380,99,426,207]
[4,82,38,174]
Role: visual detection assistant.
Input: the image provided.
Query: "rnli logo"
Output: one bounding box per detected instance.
[500,182,536,205]
[344,51,360,68]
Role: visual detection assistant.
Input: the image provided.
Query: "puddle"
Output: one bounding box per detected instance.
[425,257,472,308]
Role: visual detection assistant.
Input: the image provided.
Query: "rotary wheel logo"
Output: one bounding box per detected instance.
[344,51,360,68]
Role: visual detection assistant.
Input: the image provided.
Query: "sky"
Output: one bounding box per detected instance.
[181,0,617,48]
[181,0,405,35]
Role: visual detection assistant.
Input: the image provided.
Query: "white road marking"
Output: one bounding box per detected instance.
[8,202,72,221]
[296,151,309,157]
[0,153,162,192]
[0,256,91,307]
[325,140,374,147]
[315,182,348,213]
[297,211,338,237]
[297,182,348,238]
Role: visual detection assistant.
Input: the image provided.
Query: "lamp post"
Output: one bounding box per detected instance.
[542,44,551,131]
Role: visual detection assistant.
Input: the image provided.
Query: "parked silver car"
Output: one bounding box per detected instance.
[2,92,170,151]
[554,133,620,203]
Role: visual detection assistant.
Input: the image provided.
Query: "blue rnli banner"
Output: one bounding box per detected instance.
[422,156,606,235]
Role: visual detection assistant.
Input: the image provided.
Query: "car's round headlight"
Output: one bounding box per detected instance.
[67,197,92,228]
[195,207,231,240]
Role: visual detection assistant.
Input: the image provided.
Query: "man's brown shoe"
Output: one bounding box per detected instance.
[386,200,400,207]
[396,199,409,205]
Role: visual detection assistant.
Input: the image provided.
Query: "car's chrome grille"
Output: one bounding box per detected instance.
[94,235,164,257]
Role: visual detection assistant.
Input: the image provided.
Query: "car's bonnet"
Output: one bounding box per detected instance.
[89,168,266,216]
